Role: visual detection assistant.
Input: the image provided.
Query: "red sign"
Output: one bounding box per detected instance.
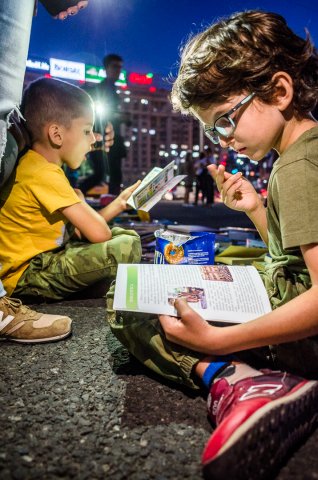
[129,72,153,85]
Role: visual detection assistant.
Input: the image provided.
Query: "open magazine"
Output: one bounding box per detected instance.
[127,160,186,212]
[114,264,271,324]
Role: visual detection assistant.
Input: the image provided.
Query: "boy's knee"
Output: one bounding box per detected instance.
[108,227,142,264]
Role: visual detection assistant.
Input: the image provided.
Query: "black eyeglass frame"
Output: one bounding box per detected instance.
[204,92,255,144]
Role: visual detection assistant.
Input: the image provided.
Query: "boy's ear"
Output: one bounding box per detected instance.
[271,71,294,112]
[48,124,64,147]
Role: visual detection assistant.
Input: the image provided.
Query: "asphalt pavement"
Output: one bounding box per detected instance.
[151,199,255,229]
[1,200,318,480]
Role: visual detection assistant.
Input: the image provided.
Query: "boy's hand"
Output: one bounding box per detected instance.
[98,180,141,222]
[208,164,261,214]
[91,123,114,152]
[159,298,215,354]
[115,180,141,211]
[104,123,114,153]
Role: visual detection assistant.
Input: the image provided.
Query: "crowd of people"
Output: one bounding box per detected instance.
[1,3,318,480]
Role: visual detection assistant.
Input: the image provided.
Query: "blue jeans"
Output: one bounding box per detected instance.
[0,0,34,297]
[0,282,6,297]
[0,0,34,169]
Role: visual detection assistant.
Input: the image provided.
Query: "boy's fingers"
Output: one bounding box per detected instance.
[93,132,103,142]
[221,172,242,196]
[207,164,217,179]
[213,165,227,191]
[105,122,114,138]
[174,298,201,322]
[104,123,114,152]
[130,179,141,191]
[158,314,177,328]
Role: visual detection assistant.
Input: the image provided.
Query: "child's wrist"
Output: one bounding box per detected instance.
[113,196,126,212]
[246,199,264,217]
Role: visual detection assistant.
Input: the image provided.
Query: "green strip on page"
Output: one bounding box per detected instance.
[126,266,138,309]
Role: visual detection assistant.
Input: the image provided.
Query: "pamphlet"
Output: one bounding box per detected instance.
[114,264,271,324]
[127,161,186,212]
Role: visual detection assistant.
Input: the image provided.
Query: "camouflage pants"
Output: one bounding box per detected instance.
[106,282,204,389]
[14,227,141,301]
[106,265,318,389]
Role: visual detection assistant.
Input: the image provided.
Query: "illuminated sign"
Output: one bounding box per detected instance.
[26,56,129,88]
[26,58,50,71]
[85,65,106,83]
[50,58,85,81]
[115,70,127,87]
[85,66,127,86]
[128,72,153,85]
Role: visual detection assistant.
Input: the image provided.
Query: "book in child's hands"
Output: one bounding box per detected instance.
[126,160,186,212]
[114,264,271,324]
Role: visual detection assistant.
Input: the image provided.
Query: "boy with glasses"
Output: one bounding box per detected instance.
[106,10,318,479]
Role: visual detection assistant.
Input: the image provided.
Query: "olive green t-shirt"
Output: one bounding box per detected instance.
[263,126,318,307]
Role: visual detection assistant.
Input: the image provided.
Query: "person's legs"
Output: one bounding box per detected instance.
[108,138,124,195]
[106,283,204,388]
[184,186,191,204]
[0,280,6,298]
[0,0,34,169]
[205,176,214,206]
[13,227,141,300]
[195,177,201,205]
[105,290,318,479]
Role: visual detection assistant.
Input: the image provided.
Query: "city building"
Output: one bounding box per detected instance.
[117,79,202,184]
[24,56,203,185]
[24,55,273,193]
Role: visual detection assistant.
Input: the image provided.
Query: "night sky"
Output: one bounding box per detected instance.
[29,0,318,79]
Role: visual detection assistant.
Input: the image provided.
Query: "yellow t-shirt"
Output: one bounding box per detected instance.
[0,149,81,294]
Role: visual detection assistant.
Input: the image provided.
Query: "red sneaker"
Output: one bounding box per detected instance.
[202,372,318,480]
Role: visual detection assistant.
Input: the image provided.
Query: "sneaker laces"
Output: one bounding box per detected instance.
[0,296,38,318]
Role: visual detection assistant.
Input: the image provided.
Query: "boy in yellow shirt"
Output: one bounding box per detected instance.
[0,77,141,304]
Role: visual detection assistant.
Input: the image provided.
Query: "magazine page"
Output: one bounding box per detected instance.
[139,174,186,212]
[126,166,163,209]
[130,160,182,211]
[114,264,272,324]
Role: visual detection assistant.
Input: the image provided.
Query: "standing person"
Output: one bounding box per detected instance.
[194,151,207,205]
[0,78,141,302]
[0,0,88,342]
[204,147,215,206]
[90,54,127,196]
[106,10,318,479]
[180,151,195,205]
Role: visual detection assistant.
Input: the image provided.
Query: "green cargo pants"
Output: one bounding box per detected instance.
[106,265,318,388]
[106,282,204,389]
[14,227,141,301]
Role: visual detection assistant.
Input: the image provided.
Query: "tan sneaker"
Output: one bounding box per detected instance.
[0,296,72,343]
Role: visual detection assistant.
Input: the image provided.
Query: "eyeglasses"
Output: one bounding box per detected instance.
[204,93,255,144]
